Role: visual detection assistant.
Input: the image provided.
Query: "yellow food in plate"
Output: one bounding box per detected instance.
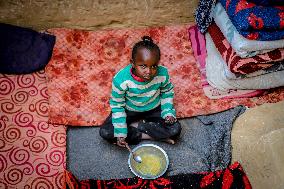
[134,153,162,176]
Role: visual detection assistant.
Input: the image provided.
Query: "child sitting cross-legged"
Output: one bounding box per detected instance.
[99,36,182,147]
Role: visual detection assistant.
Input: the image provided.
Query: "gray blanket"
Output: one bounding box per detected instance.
[67,105,245,180]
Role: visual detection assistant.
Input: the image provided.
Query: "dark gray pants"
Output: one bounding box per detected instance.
[99,106,182,144]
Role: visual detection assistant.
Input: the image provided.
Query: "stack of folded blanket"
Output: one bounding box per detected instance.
[192,0,284,98]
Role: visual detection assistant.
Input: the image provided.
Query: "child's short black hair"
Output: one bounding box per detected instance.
[131,36,161,62]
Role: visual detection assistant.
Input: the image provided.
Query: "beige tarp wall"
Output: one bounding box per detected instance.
[0,0,198,30]
[232,101,284,189]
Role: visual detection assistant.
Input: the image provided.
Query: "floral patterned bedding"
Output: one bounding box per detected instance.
[46,24,284,126]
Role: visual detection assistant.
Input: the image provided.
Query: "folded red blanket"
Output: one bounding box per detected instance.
[208,23,284,74]
[65,162,252,189]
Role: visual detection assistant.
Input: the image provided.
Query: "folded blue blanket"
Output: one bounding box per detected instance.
[220,0,284,41]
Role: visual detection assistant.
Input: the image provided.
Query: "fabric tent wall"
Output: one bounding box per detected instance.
[232,101,284,189]
[0,0,198,31]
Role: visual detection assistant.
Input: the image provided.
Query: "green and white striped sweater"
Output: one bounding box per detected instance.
[110,64,176,137]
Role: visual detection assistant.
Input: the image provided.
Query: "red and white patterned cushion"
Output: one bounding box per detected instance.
[0,71,66,189]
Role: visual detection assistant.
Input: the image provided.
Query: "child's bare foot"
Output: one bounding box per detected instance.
[141,133,152,139]
[130,121,139,128]
[163,139,175,144]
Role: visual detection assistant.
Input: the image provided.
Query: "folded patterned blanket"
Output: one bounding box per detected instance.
[206,33,284,90]
[208,23,284,75]
[226,61,284,80]
[219,0,284,41]
[188,25,264,99]
[65,162,252,189]
[236,60,284,79]
[214,3,284,58]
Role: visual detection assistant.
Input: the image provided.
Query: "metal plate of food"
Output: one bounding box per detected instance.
[128,144,169,179]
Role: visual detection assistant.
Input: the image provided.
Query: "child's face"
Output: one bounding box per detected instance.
[132,48,159,81]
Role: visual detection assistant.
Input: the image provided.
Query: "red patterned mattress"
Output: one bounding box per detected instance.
[46,24,284,126]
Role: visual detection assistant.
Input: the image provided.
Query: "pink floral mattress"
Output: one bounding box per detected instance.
[46,24,284,126]
[0,71,66,189]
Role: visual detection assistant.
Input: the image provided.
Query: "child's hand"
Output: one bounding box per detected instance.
[165,116,177,124]
[117,137,127,147]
